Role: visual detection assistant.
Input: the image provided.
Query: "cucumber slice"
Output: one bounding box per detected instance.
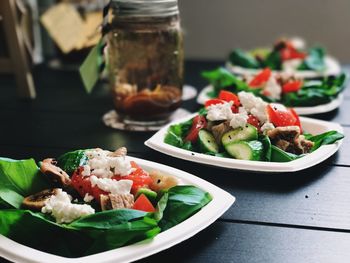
[224,140,263,160]
[135,188,157,202]
[221,124,258,146]
[198,130,219,153]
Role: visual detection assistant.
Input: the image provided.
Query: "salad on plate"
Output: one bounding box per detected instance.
[164,91,344,162]
[0,148,215,259]
[227,37,341,78]
[199,67,348,110]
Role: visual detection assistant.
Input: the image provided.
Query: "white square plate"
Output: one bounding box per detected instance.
[197,85,344,115]
[0,156,235,263]
[145,114,344,173]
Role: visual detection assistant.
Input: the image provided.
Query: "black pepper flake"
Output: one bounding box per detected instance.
[191,153,195,156]
[305,195,309,199]
[157,179,161,184]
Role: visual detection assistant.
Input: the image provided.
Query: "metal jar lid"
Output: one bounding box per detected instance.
[110,0,179,17]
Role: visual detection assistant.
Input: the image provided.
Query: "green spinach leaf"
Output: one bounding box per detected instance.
[229,49,260,68]
[159,186,212,231]
[57,150,88,176]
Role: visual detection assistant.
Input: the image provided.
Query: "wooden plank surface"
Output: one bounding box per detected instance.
[138,221,350,263]
[1,61,350,263]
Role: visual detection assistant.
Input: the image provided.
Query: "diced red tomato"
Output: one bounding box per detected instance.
[289,108,302,133]
[247,115,260,129]
[133,194,156,212]
[204,98,225,108]
[267,104,302,130]
[280,42,307,61]
[184,115,207,142]
[282,80,303,93]
[113,161,153,194]
[249,68,272,88]
[71,168,107,202]
[218,90,240,106]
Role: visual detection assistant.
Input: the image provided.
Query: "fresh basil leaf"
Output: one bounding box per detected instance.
[270,145,303,162]
[299,46,325,71]
[159,186,212,231]
[307,131,344,151]
[263,50,282,70]
[57,149,88,175]
[229,49,260,68]
[69,209,148,229]
[85,218,160,254]
[154,192,169,222]
[0,189,24,209]
[0,158,49,197]
[260,135,272,161]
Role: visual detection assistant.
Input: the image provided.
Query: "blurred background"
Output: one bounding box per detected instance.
[180,0,350,62]
[1,0,350,65]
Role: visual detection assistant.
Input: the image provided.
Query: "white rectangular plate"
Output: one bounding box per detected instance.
[145,114,344,173]
[0,157,235,263]
[197,85,344,115]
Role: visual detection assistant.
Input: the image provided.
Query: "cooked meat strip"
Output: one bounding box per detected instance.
[22,188,60,211]
[100,193,134,211]
[267,126,300,143]
[40,158,71,187]
[267,126,314,154]
[211,120,232,145]
[275,139,291,151]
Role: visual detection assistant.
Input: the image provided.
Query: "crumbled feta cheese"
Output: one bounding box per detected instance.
[290,37,306,50]
[238,91,268,123]
[206,101,234,121]
[261,122,275,132]
[83,193,94,203]
[82,165,91,177]
[282,58,303,73]
[84,149,133,178]
[229,107,249,129]
[42,189,95,223]
[90,176,133,195]
[263,76,282,100]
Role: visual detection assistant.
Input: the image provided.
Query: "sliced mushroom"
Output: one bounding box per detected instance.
[149,170,178,192]
[22,188,60,211]
[40,158,71,187]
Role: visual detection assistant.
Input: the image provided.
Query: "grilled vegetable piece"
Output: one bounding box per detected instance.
[22,188,60,211]
[221,124,258,146]
[100,193,134,211]
[224,140,263,160]
[149,170,178,192]
[40,158,71,187]
[198,130,219,154]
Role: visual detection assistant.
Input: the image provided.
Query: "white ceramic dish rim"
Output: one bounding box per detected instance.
[0,156,235,263]
[196,85,344,115]
[145,113,344,173]
[226,56,341,79]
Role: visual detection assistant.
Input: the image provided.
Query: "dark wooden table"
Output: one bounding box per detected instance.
[1,61,350,263]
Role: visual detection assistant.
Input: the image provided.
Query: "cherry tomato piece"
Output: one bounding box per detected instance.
[204,98,225,108]
[247,115,260,129]
[267,104,297,127]
[282,81,303,93]
[218,90,240,106]
[249,68,272,87]
[184,115,207,142]
[133,194,156,212]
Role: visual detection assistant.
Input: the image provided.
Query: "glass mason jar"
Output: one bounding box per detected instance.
[107,0,184,125]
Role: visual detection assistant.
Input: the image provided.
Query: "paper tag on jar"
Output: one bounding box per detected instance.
[40,3,86,54]
[79,41,104,93]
